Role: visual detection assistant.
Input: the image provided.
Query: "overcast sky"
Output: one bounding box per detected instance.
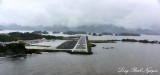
[0,0,160,29]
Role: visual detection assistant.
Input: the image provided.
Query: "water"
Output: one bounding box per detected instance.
[0,30,33,34]
[0,41,160,75]
[1,30,160,41]
[88,35,160,41]
[0,30,76,37]
[0,31,160,75]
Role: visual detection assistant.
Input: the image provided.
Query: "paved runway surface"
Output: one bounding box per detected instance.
[72,36,88,52]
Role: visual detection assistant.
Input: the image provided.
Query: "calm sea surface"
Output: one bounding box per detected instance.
[88,35,160,41]
[0,31,160,75]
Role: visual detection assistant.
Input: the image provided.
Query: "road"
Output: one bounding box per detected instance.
[72,36,88,52]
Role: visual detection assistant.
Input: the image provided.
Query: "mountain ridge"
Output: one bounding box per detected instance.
[0,24,160,35]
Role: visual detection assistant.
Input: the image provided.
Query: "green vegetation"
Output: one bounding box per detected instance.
[98,34,102,36]
[0,34,17,42]
[53,31,60,34]
[116,33,140,36]
[63,31,87,35]
[122,39,159,44]
[0,43,27,55]
[32,31,49,35]
[32,31,42,35]
[88,43,96,48]
[102,32,113,35]
[9,32,42,40]
[0,43,41,56]
[122,39,138,42]
[43,35,63,40]
[92,33,102,36]
[88,33,91,35]
[42,31,49,34]
[0,32,63,42]
[92,33,97,36]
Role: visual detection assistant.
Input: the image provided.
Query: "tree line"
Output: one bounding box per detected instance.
[0,32,63,42]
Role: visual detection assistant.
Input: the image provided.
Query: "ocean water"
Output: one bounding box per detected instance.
[0,30,160,75]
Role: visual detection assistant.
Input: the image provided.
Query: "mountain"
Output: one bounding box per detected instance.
[70,25,129,33]
[0,24,160,35]
[132,28,160,35]
[0,24,70,31]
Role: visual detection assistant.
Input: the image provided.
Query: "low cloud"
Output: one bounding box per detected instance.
[0,0,160,29]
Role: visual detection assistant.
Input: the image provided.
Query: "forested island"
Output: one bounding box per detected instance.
[32,31,49,35]
[92,33,102,36]
[53,31,60,34]
[101,32,113,35]
[122,39,160,44]
[88,32,140,36]
[63,31,87,35]
[0,32,63,42]
[115,33,140,36]
[0,43,40,57]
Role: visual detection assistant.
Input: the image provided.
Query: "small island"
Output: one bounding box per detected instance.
[53,31,60,34]
[32,31,49,35]
[63,31,87,35]
[122,39,160,44]
[115,33,140,36]
[102,32,113,35]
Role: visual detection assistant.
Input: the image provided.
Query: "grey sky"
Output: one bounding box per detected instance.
[0,0,160,29]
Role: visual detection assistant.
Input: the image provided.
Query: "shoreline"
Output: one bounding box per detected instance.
[1,38,160,57]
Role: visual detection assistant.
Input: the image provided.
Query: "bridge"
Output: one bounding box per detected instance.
[72,36,88,52]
